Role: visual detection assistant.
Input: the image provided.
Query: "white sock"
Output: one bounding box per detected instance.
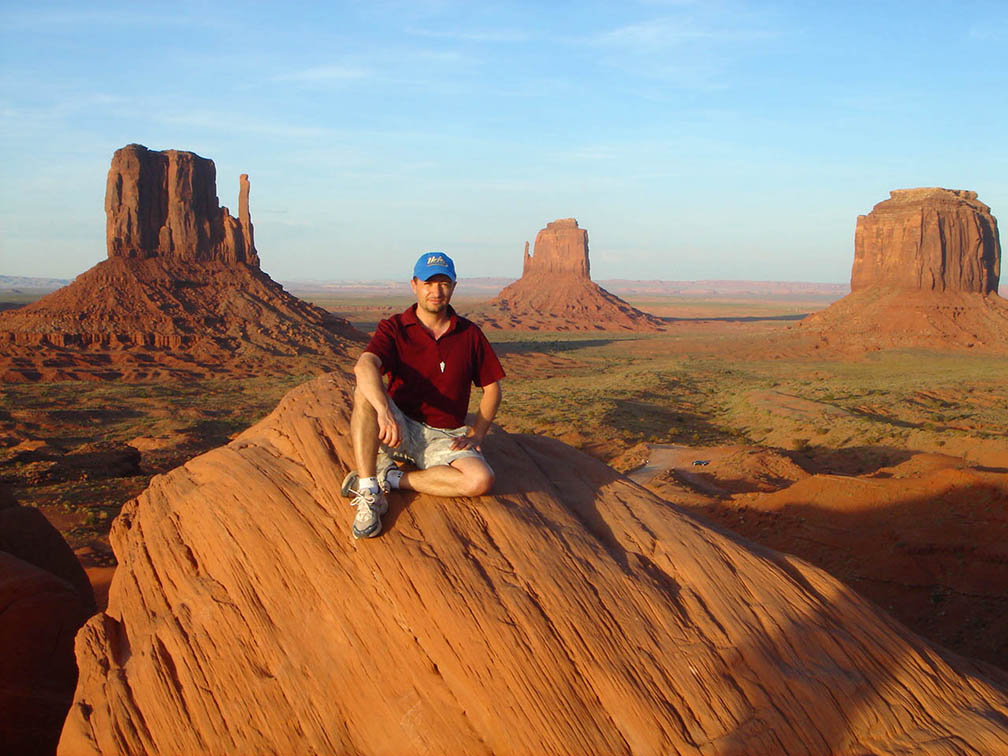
[358,476,380,493]
[386,468,403,489]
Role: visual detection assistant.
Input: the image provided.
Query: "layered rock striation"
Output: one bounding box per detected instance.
[59,372,1008,755]
[801,188,1008,352]
[470,219,664,331]
[0,144,363,380]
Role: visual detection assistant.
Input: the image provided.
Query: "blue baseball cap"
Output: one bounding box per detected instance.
[413,251,456,282]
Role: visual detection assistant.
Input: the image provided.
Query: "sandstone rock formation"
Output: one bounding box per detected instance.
[1,485,95,756]
[800,188,1008,352]
[469,219,665,331]
[523,219,590,277]
[0,145,363,380]
[106,144,258,265]
[851,188,1000,293]
[60,373,1008,755]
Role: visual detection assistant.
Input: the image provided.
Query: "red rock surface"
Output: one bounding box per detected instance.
[0,145,363,381]
[731,458,1008,668]
[851,188,1000,293]
[1,486,95,756]
[800,188,1008,352]
[470,219,665,331]
[59,373,1008,755]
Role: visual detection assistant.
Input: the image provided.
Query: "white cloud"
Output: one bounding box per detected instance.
[272,64,373,84]
[584,5,780,89]
[406,26,532,44]
[968,19,1007,40]
[598,17,714,48]
[596,9,777,50]
[0,7,209,29]
[0,93,130,141]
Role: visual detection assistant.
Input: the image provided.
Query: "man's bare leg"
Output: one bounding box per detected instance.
[399,456,494,498]
[350,387,380,478]
[344,387,392,538]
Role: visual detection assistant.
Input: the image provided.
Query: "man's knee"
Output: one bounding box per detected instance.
[459,462,494,497]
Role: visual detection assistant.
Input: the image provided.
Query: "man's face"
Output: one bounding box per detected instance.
[411,274,456,315]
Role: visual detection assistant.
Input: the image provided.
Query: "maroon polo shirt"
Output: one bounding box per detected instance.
[365,305,505,429]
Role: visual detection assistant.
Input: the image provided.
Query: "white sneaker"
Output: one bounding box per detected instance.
[342,471,389,539]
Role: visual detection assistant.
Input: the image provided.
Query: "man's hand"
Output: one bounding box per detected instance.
[376,407,402,448]
[450,428,484,452]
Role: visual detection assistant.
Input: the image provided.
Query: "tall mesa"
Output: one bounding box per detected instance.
[522,218,590,277]
[851,187,1000,293]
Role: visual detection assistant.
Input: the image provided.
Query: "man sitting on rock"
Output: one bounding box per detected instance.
[342,252,505,539]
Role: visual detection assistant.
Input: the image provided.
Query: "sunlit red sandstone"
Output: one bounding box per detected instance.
[851,188,1000,293]
[105,144,259,265]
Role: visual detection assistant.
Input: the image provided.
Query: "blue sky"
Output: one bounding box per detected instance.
[1,1,1006,283]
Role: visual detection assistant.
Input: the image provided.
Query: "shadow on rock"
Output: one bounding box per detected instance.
[787,444,917,476]
[673,464,1008,671]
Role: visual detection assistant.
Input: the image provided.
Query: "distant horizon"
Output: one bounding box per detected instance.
[0,271,852,288]
[11,272,1008,300]
[2,2,1006,281]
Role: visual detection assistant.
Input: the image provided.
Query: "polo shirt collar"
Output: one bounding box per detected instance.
[403,303,460,335]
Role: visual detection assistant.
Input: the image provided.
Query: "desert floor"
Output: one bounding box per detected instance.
[2,291,1006,669]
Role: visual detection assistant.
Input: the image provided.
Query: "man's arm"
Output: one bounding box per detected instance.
[353,351,402,448]
[452,380,502,451]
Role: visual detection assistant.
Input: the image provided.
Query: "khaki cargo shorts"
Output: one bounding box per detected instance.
[376,401,485,477]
